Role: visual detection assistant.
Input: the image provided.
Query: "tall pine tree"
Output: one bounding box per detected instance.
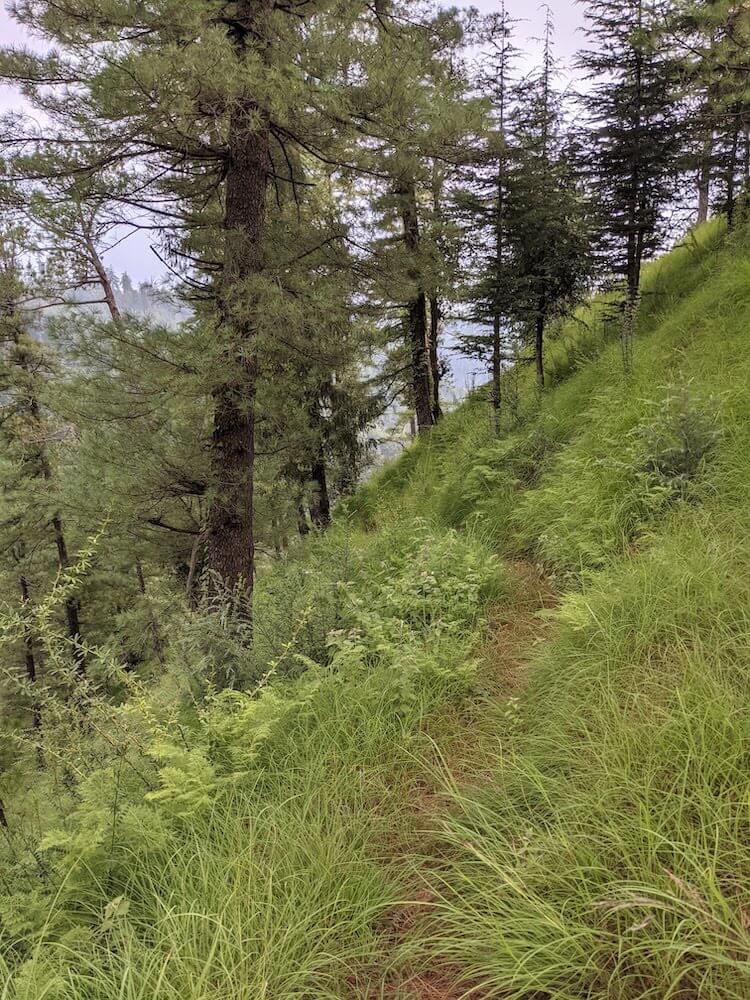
[580,0,685,366]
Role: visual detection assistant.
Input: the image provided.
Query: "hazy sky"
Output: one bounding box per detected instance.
[0,0,585,280]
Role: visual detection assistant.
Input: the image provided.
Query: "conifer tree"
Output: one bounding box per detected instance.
[0,0,380,615]
[0,228,86,678]
[506,15,592,388]
[453,6,518,428]
[666,0,750,225]
[580,0,685,365]
[362,1,479,433]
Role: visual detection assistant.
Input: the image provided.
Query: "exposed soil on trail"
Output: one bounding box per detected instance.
[362,561,559,1000]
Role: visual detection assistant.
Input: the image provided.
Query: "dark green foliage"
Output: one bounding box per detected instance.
[637,387,721,495]
[580,0,688,364]
[0,0,748,994]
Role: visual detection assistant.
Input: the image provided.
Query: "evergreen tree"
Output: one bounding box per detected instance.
[580,0,685,365]
[361,1,479,433]
[0,227,86,681]
[666,0,750,225]
[506,16,593,389]
[0,0,380,614]
[453,4,519,429]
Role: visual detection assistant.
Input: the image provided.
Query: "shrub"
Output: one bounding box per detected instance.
[636,385,721,497]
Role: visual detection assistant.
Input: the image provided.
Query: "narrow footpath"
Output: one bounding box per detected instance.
[365,561,560,999]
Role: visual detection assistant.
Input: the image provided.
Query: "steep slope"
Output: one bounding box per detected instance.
[2,218,749,999]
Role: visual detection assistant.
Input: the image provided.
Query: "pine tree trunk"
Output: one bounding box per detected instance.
[427,164,443,425]
[297,503,311,537]
[185,532,203,609]
[623,10,643,372]
[18,576,36,685]
[18,574,42,745]
[407,293,433,432]
[726,117,740,228]
[310,457,331,530]
[205,0,272,606]
[623,216,643,371]
[535,313,545,389]
[491,312,502,433]
[9,328,86,673]
[697,134,712,224]
[135,558,165,665]
[428,295,442,423]
[50,513,85,676]
[623,265,640,373]
[399,180,434,434]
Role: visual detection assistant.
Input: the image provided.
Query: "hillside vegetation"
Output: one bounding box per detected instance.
[2,218,750,998]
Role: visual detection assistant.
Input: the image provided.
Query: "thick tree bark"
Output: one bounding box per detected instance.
[428,295,442,423]
[398,180,434,434]
[205,0,272,605]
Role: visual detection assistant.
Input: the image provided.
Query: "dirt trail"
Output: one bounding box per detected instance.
[366,560,559,1000]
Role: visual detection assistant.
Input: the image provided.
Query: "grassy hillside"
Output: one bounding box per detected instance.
[3,216,750,998]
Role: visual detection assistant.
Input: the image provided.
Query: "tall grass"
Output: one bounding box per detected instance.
[2,217,747,998]
[415,221,750,997]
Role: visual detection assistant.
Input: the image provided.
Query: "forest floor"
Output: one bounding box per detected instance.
[367,561,560,999]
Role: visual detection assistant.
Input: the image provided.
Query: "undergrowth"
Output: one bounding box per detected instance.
[3,217,750,997]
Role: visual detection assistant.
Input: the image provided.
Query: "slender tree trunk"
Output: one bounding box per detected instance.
[491,312,502,433]
[428,296,442,423]
[8,326,86,674]
[623,212,642,371]
[697,134,712,225]
[297,503,310,537]
[81,215,123,325]
[399,180,434,434]
[205,1,272,608]
[621,8,643,373]
[185,531,203,609]
[623,251,641,374]
[135,558,165,664]
[428,162,444,425]
[18,575,42,748]
[406,293,433,432]
[49,514,85,676]
[535,312,545,389]
[309,457,331,530]
[0,798,7,830]
[18,576,36,685]
[307,392,332,529]
[726,117,740,228]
